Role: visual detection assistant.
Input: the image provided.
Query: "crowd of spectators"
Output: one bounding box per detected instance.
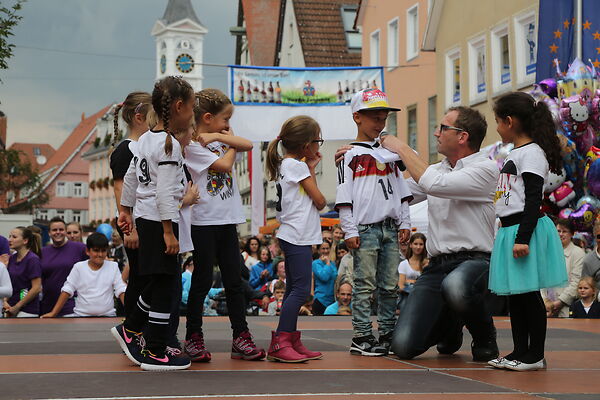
[1,218,599,320]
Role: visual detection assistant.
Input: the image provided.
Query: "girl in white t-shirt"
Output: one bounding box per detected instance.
[183,88,265,363]
[114,76,196,372]
[265,115,327,363]
[488,92,567,372]
[397,233,428,311]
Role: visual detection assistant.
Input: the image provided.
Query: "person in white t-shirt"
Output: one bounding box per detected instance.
[265,115,327,363]
[115,76,195,371]
[397,233,428,312]
[41,233,126,318]
[336,89,412,356]
[183,88,265,363]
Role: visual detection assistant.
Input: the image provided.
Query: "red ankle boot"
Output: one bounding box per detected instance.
[291,331,322,360]
[267,331,309,363]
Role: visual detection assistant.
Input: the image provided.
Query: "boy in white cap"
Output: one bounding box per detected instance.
[336,88,412,356]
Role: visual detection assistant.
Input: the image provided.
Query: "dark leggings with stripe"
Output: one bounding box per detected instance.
[277,239,313,332]
[507,291,547,363]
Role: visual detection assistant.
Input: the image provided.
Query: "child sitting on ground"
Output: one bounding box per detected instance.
[569,277,600,319]
[268,280,286,316]
[42,233,126,317]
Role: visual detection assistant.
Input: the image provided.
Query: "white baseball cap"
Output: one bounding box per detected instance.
[350,88,401,113]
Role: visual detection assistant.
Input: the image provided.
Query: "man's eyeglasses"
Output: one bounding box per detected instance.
[439,124,465,133]
[596,234,600,240]
[312,139,324,146]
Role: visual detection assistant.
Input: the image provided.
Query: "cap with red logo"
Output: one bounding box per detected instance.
[350,88,401,113]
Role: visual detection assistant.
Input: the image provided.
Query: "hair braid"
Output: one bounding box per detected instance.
[112,103,123,148]
[162,92,174,156]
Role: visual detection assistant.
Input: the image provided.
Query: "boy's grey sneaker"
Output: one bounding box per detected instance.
[350,334,387,356]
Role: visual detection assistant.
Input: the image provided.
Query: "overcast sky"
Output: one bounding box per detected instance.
[1,0,237,149]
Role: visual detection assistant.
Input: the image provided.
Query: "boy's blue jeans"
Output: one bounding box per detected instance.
[351,219,400,338]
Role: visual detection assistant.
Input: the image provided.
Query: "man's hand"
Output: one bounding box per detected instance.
[345,236,360,249]
[513,244,529,258]
[334,145,353,166]
[182,182,200,206]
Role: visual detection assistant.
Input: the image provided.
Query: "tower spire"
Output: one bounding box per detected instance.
[161,0,202,26]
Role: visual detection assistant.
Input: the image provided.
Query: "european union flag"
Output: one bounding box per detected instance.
[536,0,575,81]
[582,0,600,69]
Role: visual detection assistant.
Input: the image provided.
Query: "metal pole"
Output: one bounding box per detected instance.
[576,0,582,59]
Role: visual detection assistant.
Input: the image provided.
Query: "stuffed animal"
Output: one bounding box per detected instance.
[549,181,576,207]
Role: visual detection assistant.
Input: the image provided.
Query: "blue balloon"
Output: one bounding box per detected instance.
[96,223,113,241]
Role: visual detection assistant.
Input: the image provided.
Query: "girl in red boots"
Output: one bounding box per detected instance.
[265,115,326,362]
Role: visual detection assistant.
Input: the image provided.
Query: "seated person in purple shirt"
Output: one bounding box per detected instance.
[40,217,87,316]
[3,227,42,317]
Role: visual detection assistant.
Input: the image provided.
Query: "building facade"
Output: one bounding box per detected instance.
[357,0,438,163]
[424,0,538,146]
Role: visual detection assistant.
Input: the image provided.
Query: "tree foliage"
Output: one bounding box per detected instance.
[0,148,48,213]
[0,1,25,79]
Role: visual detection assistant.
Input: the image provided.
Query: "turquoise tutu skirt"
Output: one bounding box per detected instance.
[489,216,567,295]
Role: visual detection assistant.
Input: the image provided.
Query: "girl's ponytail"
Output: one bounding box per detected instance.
[531,100,562,174]
[112,103,123,148]
[266,138,282,181]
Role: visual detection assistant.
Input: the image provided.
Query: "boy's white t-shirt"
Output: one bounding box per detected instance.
[185,141,245,226]
[494,142,548,217]
[61,260,127,317]
[275,158,322,246]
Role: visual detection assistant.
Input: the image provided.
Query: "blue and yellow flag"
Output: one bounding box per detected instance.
[536,0,575,81]
[582,0,600,69]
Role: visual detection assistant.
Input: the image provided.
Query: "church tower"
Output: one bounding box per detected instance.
[151,0,207,91]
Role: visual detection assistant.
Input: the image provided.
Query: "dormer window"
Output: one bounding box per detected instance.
[341,5,361,51]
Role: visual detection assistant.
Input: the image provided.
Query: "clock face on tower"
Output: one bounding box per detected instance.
[175,53,194,73]
[160,55,166,74]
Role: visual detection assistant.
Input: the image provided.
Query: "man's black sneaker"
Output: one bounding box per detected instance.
[140,347,191,371]
[436,327,463,355]
[378,332,393,355]
[350,335,387,357]
[471,339,499,362]
[110,323,145,366]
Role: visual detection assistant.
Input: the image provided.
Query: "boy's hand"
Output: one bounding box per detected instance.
[0,253,8,266]
[399,229,411,244]
[334,145,353,166]
[221,128,234,136]
[345,236,360,249]
[164,232,179,255]
[513,244,529,258]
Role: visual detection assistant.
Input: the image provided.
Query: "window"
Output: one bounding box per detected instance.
[445,47,461,107]
[72,211,81,223]
[428,96,438,163]
[370,30,380,66]
[33,147,41,156]
[406,4,419,60]
[387,18,399,69]
[56,182,67,197]
[407,106,417,150]
[514,10,537,87]
[491,24,511,93]
[387,112,398,136]
[342,6,362,50]
[37,209,48,221]
[468,35,486,103]
[56,210,65,220]
[73,182,84,197]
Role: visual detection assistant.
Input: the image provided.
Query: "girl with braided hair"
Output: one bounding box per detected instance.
[112,76,196,371]
[109,91,152,320]
[182,88,265,362]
